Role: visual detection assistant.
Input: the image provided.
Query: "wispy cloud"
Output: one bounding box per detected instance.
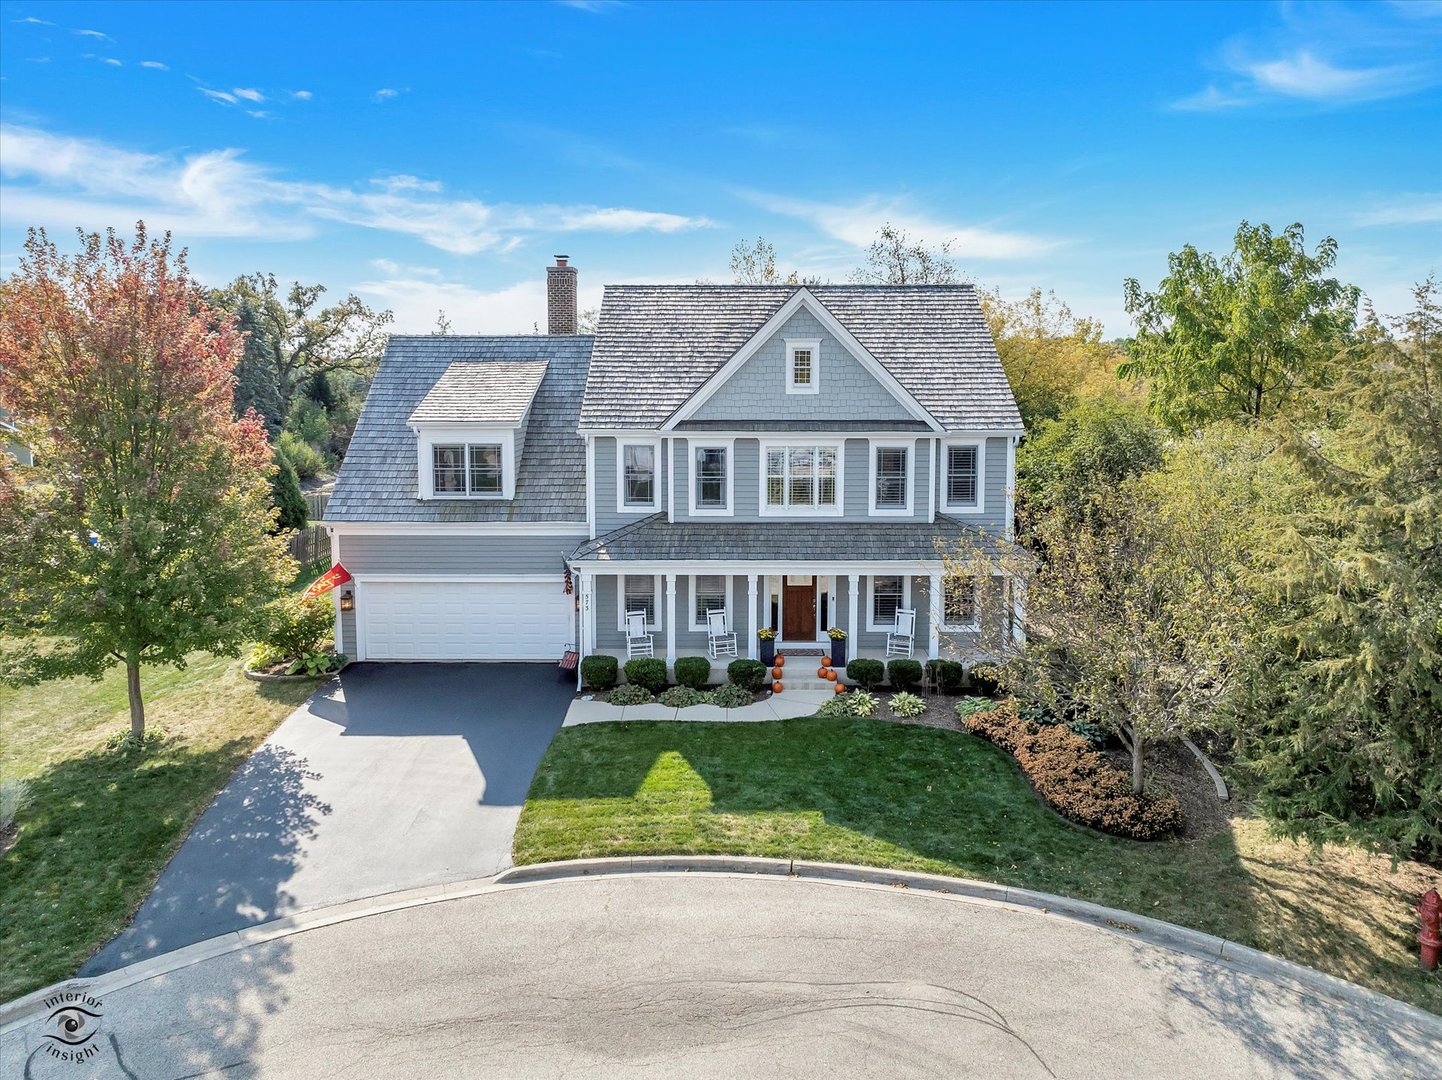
[1354,193,1442,227]
[1245,50,1427,100]
[557,0,627,13]
[74,28,111,41]
[200,87,238,105]
[233,87,265,103]
[14,16,54,25]
[291,89,313,101]
[742,191,1057,260]
[140,60,168,70]
[373,87,400,102]
[0,123,714,254]
[354,271,605,334]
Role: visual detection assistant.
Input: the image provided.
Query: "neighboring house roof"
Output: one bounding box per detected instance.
[326,336,592,523]
[569,512,1002,563]
[579,285,1022,432]
[408,360,549,425]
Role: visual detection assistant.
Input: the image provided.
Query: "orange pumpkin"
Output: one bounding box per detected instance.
[821,656,832,667]
[772,665,783,679]
[775,654,786,668]
[833,682,846,694]
[826,669,838,681]
[817,666,827,679]
[773,680,784,693]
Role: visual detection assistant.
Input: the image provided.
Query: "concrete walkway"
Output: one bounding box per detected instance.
[83,662,570,976]
[564,688,833,725]
[6,870,1437,1079]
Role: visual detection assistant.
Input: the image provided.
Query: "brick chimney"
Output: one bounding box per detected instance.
[546,255,578,335]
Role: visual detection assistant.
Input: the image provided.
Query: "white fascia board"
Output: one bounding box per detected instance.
[661,289,943,432]
[324,521,588,536]
[566,560,954,575]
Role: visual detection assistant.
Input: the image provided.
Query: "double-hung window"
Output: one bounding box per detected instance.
[945,443,982,511]
[870,575,905,629]
[623,574,659,628]
[621,443,657,509]
[693,445,729,512]
[433,443,503,497]
[942,575,978,629]
[764,445,839,512]
[692,574,727,629]
[872,444,910,512]
[786,339,820,395]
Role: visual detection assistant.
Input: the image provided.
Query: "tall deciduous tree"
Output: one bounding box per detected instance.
[850,224,960,285]
[0,225,294,738]
[1122,221,1358,431]
[212,273,392,421]
[729,237,822,286]
[1236,278,1442,860]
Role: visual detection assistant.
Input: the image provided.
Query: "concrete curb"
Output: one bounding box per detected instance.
[5,858,1438,1039]
[496,856,1442,1033]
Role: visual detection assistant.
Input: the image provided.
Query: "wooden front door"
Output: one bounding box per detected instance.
[782,577,817,641]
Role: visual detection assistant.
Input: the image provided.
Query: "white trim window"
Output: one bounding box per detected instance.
[785,338,821,395]
[941,574,979,631]
[690,574,728,630]
[621,574,661,630]
[690,443,732,515]
[868,574,909,631]
[433,443,503,498]
[944,441,985,513]
[618,441,659,511]
[870,442,911,514]
[763,444,840,514]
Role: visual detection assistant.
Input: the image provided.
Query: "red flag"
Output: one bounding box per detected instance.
[303,563,353,600]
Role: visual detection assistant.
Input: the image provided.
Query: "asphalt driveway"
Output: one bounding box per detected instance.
[83,662,571,975]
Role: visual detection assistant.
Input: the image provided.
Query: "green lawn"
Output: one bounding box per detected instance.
[0,653,312,1002]
[515,718,1442,1015]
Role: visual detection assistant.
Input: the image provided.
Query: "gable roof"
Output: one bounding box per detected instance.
[579,284,1022,432]
[408,360,549,426]
[326,336,591,523]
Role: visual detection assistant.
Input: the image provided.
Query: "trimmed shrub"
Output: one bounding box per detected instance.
[658,686,709,708]
[887,659,923,691]
[962,702,1184,840]
[727,658,769,692]
[608,683,653,706]
[925,659,966,695]
[847,658,885,690]
[889,691,926,718]
[581,654,618,691]
[258,594,334,662]
[954,696,996,723]
[710,684,753,708]
[624,658,668,693]
[674,656,712,689]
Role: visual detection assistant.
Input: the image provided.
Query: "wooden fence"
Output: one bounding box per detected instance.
[287,489,332,568]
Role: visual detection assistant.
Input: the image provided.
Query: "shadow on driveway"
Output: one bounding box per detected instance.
[83,662,571,975]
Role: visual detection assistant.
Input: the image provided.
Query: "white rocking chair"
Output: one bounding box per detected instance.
[886,608,916,659]
[706,609,738,660]
[625,610,655,659]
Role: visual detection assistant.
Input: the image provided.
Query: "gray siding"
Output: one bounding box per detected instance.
[690,310,916,424]
[339,604,357,658]
[594,436,668,536]
[934,436,1010,534]
[342,533,586,576]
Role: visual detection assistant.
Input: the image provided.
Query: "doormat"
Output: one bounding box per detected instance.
[778,648,825,657]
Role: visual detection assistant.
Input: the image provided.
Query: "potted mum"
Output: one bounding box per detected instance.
[757,626,777,666]
[827,626,847,668]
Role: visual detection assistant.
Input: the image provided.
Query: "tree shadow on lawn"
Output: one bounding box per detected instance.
[522,717,1436,1013]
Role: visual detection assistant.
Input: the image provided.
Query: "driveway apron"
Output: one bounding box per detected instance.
[82,662,571,975]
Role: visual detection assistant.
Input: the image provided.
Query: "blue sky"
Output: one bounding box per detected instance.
[2,0,1438,335]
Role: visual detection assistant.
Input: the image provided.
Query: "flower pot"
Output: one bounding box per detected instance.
[830,638,847,668]
[759,638,775,666]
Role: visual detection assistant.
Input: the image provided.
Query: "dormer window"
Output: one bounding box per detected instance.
[786,339,821,395]
[431,442,505,498]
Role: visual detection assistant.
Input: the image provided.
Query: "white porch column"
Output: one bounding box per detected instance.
[665,573,677,667]
[578,573,594,688]
[847,573,860,657]
[928,572,942,660]
[747,574,759,659]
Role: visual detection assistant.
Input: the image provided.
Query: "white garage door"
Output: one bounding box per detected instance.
[358,579,574,661]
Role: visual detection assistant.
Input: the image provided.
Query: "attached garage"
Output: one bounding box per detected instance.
[355,579,575,662]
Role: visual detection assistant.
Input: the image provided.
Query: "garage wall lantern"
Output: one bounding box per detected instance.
[339,589,355,612]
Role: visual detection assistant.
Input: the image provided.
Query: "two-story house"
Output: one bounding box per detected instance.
[324,258,1024,673]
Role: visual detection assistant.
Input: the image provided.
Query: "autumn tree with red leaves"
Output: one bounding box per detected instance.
[0,225,294,738]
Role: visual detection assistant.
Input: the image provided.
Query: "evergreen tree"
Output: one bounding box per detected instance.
[270,448,308,533]
[1236,278,1442,860]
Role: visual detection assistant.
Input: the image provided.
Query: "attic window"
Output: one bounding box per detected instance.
[786,339,821,395]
